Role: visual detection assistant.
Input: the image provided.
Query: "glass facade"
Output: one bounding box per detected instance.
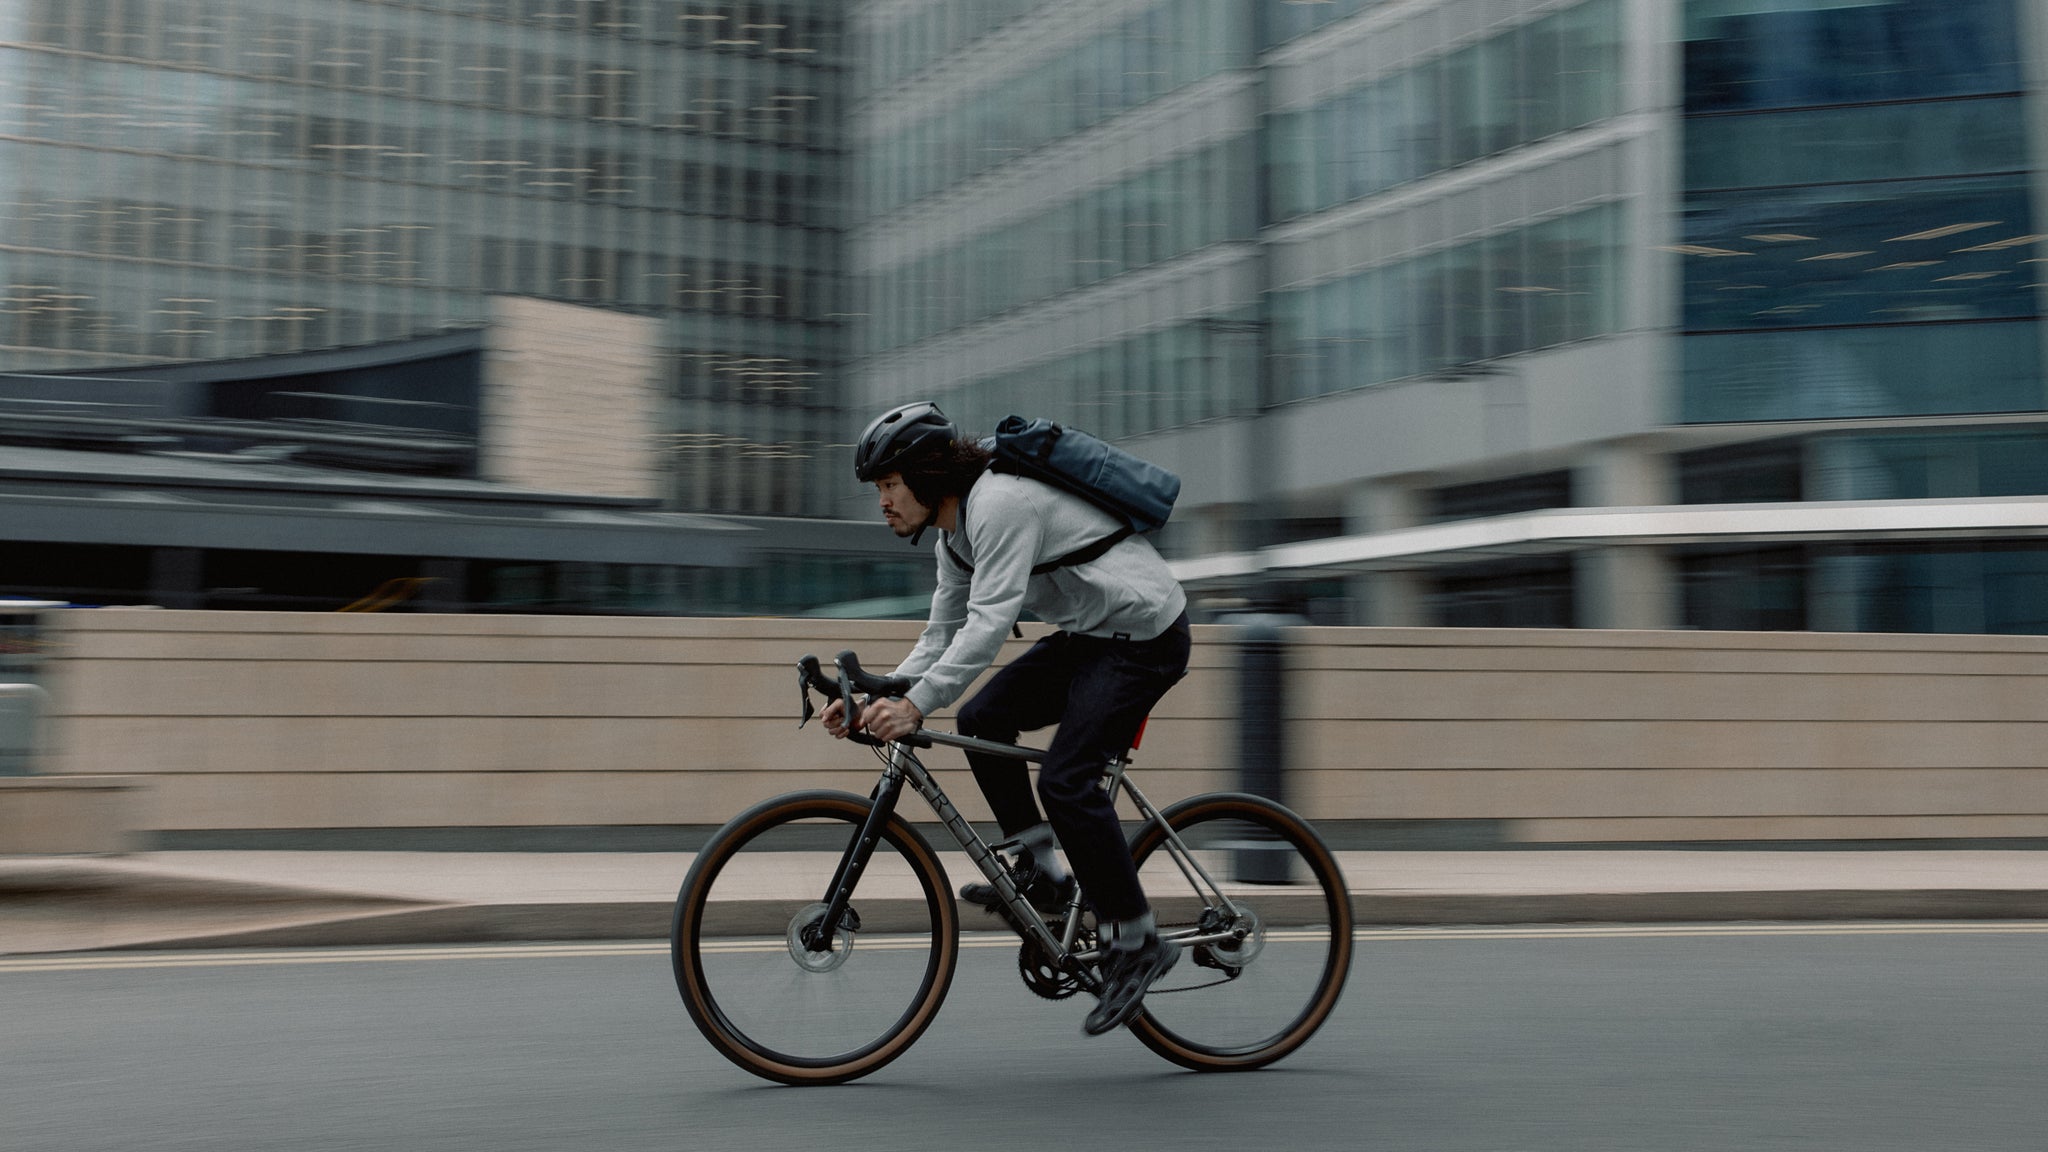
[852,0,1266,456]
[0,0,848,516]
[1258,0,1382,50]
[853,0,2048,637]
[857,0,1049,95]
[476,553,929,616]
[1826,542,2048,634]
[864,135,1256,354]
[1684,540,2048,636]
[1679,0,2043,424]
[858,0,1243,221]
[1428,557,1576,628]
[1268,0,1622,222]
[1680,545,1807,631]
[1428,469,1575,523]
[925,311,1262,442]
[1273,200,1626,401]
[1678,427,2048,634]
[856,0,1636,452]
[0,543,932,617]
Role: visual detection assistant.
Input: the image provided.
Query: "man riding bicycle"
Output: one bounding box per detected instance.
[820,401,1192,1036]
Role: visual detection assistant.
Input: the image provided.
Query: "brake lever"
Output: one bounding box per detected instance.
[795,663,815,729]
[836,666,858,733]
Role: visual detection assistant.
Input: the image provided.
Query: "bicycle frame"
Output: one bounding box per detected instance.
[804,721,1256,982]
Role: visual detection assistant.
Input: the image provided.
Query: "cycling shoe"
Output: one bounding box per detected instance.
[959,860,1076,917]
[1083,933,1179,1036]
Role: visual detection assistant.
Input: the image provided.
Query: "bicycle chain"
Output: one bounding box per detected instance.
[1148,975,1238,995]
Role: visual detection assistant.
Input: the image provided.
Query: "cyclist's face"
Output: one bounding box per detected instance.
[875,473,928,537]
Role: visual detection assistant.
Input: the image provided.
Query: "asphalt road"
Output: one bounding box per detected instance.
[5,924,2045,1152]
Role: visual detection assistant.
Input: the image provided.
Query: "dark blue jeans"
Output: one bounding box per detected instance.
[955,611,1191,922]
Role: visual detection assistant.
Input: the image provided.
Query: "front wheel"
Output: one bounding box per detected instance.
[1126,792,1354,1071]
[671,790,960,1086]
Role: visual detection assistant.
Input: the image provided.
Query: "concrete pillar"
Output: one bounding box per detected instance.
[1578,443,1673,508]
[1574,445,1677,630]
[1192,502,1256,556]
[1344,480,1430,627]
[1361,569,1431,627]
[1575,547,1676,630]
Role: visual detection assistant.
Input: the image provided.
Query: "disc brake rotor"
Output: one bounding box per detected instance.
[1200,907,1266,969]
[786,902,854,972]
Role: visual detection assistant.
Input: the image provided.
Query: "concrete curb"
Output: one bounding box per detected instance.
[13,888,2045,954]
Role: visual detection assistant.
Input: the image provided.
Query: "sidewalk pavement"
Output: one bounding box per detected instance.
[8,848,2048,955]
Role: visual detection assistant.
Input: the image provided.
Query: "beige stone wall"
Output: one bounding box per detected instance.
[38,612,1229,833]
[37,611,2048,840]
[0,778,141,853]
[481,296,661,499]
[1285,626,2048,841]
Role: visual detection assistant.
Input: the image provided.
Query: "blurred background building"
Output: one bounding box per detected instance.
[0,0,936,614]
[849,0,2048,633]
[2,0,2045,631]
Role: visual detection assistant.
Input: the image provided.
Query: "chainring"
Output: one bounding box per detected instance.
[1017,922,1094,1002]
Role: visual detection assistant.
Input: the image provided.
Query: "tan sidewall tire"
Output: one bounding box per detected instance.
[1125,792,1354,1072]
[671,790,960,1085]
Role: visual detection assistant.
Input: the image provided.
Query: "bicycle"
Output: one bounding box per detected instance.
[670,650,1355,1086]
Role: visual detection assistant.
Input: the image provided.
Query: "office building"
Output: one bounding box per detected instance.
[0,0,847,518]
[848,0,2048,633]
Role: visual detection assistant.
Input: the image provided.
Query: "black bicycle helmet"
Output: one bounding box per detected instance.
[853,401,958,482]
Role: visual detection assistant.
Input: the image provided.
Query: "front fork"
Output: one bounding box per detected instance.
[800,764,908,952]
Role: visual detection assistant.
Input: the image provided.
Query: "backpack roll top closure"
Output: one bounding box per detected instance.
[992,415,1178,535]
[1030,421,1061,462]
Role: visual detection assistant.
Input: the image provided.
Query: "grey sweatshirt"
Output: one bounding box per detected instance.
[890,472,1188,718]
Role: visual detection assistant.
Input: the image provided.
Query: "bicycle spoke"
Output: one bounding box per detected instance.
[673,794,959,1083]
[1126,796,1353,1069]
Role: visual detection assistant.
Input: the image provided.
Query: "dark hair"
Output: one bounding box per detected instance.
[898,439,991,510]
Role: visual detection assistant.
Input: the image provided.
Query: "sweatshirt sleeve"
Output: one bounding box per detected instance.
[899,490,1041,717]
[889,541,971,685]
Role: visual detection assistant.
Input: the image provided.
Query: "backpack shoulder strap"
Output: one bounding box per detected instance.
[941,527,1133,641]
[950,527,1134,579]
[1032,527,1133,575]
[941,539,1022,637]
[943,538,974,575]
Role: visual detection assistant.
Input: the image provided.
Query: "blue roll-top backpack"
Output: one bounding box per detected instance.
[950,416,1181,580]
[987,415,1179,534]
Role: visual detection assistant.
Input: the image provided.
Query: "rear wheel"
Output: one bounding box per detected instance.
[671,790,960,1085]
[1125,792,1353,1071]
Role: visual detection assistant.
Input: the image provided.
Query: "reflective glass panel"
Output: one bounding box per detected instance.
[1683,0,2024,114]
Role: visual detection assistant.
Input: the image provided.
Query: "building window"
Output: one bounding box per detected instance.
[1274,202,1624,402]
[1678,0,2038,425]
[1428,557,1576,628]
[1427,471,1575,524]
[1680,546,1808,631]
[1678,440,1803,504]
